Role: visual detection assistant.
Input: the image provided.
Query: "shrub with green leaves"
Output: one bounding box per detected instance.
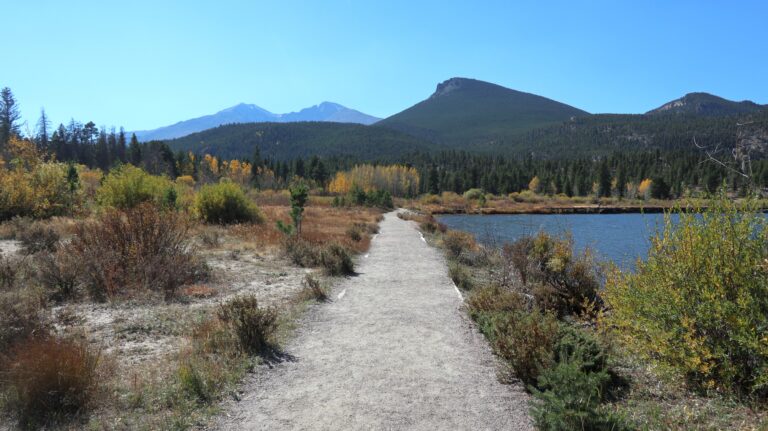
[319,243,354,276]
[491,308,560,385]
[463,188,485,200]
[217,295,278,354]
[448,262,473,290]
[195,180,262,224]
[531,359,629,431]
[604,196,768,397]
[96,164,176,209]
[508,232,601,318]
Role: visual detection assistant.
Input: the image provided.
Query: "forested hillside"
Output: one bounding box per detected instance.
[377,77,589,147]
[165,121,437,160]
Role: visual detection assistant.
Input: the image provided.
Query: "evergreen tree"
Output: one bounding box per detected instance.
[616,166,627,198]
[250,146,262,186]
[96,128,110,170]
[117,127,127,163]
[128,133,142,165]
[0,87,21,149]
[597,159,611,197]
[651,176,671,199]
[428,165,439,195]
[36,108,51,150]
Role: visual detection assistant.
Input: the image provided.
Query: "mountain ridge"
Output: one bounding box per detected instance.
[646,92,766,116]
[134,101,380,141]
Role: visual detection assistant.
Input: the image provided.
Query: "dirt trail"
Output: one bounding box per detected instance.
[214,211,532,430]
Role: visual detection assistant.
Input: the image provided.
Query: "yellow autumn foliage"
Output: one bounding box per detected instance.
[637,178,653,199]
[0,137,73,220]
[528,176,541,193]
[603,196,768,396]
[328,164,419,197]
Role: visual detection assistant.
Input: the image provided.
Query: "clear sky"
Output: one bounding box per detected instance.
[2,0,767,131]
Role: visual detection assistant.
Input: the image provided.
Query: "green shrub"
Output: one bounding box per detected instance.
[604,196,768,397]
[448,262,473,290]
[507,232,601,318]
[492,308,560,385]
[531,360,630,431]
[176,359,215,404]
[530,324,627,430]
[463,188,485,200]
[1,336,100,427]
[96,164,175,209]
[282,238,354,275]
[346,224,363,242]
[283,237,321,267]
[320,243,354,276]
[217,295,278,354]
[196,180,262,224]
[554,324,607,374]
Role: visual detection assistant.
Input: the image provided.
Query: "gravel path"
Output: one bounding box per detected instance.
[214,211,532,430]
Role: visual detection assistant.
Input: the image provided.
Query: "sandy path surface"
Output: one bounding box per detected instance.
[214,211,532,430]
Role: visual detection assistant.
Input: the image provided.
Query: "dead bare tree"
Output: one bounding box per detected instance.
[695,118,768,185]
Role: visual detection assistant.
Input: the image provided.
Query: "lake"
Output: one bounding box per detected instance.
[437,213,673,269]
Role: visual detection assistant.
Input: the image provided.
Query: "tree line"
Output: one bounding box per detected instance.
[3,86,766,199]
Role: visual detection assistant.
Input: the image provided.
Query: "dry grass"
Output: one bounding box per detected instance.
[230,205,381,254]
[1,336,102,427]
[0,216,78,241]
[403,193,681,215]
[180,284,218,299]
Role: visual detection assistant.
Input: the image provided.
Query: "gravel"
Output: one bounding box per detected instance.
[213,211,532,430]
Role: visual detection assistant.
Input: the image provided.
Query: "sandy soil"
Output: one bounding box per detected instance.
[0,238,311,368]
[0,240,20,256]
[212,212,532,430]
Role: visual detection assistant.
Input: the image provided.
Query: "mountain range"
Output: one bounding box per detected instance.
[134,102,380,141]
[161,77,767,160]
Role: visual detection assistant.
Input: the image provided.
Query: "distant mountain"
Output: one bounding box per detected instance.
[165,122,436,161]
[377,77,590,147]
[281,102,379,125]
[134,102,380,141]
[647,92,766,116]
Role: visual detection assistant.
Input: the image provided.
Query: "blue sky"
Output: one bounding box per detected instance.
[2,0,767,131]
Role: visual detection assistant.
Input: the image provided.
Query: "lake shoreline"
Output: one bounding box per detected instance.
[428,204,674,215]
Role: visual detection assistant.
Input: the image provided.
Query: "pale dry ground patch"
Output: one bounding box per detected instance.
[0,205,382,430]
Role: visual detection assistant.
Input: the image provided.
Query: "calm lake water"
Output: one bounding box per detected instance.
[437,213,673,269]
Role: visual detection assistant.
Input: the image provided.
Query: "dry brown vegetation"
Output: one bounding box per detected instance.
[231,205,381,253]
[401,191,680,215]
[0,198,383,429]
[1,336,101,428]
